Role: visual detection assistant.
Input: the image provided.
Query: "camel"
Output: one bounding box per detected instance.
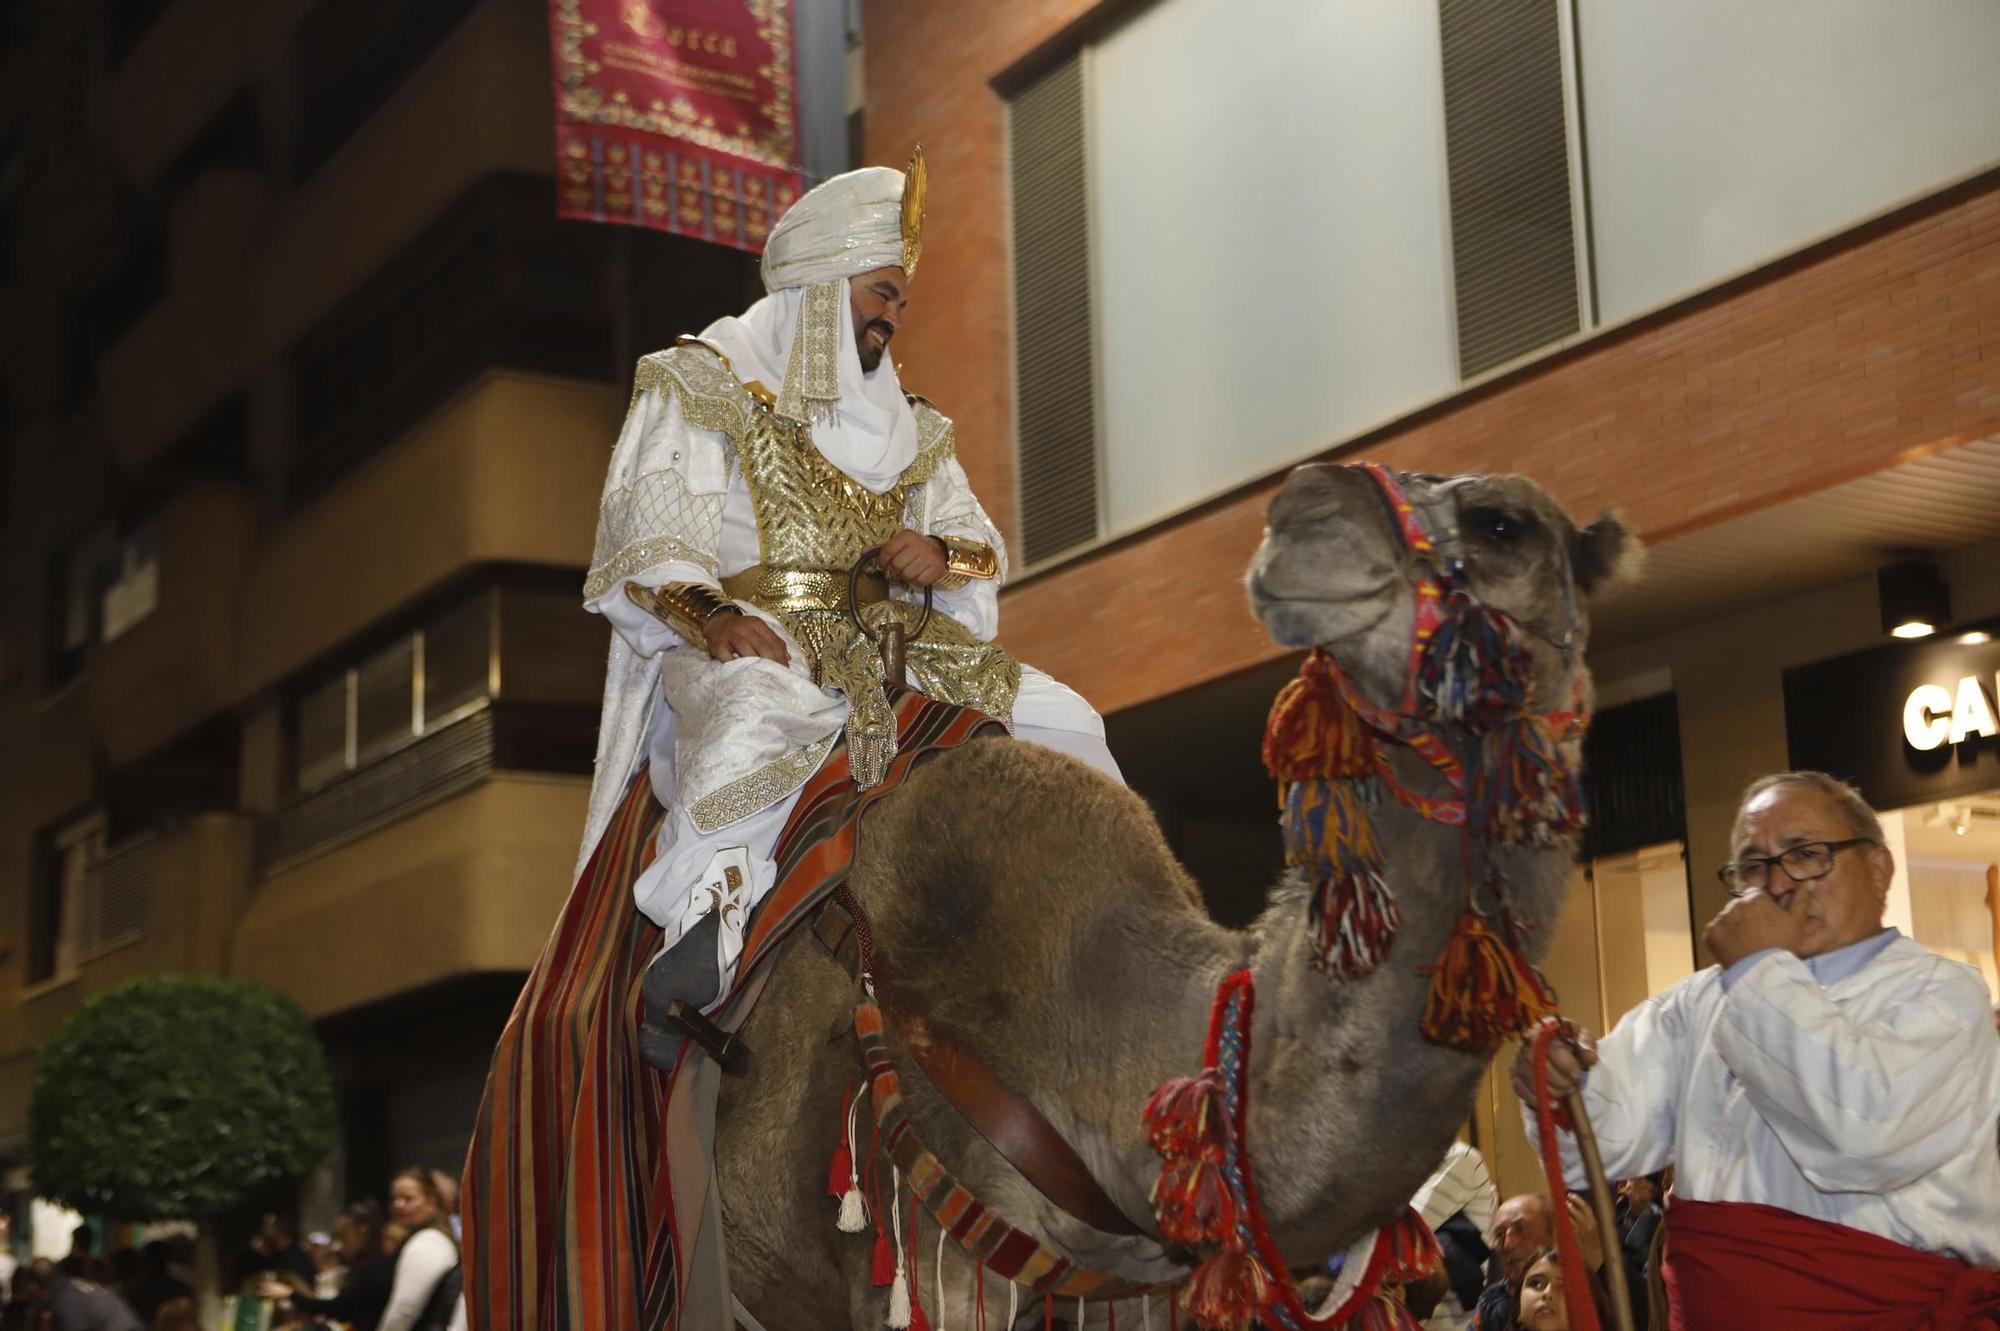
[714,463,1637,1329]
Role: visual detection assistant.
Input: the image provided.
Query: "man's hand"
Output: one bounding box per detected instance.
[705,609,790,665]
[1510,1025,1597,1108]
[877,529,948,587]
[1703,891,1809,969]
[1565,1193,1605,1272]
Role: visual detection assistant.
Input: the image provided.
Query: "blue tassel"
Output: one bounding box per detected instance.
[1417,593,1531,725]
[1471,715,1584,846]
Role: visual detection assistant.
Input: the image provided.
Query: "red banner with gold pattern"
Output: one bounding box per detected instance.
[549,0,802,252]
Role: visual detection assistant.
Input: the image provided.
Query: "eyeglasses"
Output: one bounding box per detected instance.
[1716,838,1877,898]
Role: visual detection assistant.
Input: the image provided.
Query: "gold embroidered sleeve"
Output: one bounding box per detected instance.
[623,581,737,650]
[583,347,754,602]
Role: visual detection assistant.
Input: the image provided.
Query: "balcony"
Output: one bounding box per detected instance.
[85,482,258,767]
[234,371,618,697]
[107,0,258,186]
[99,168,268,471]
[253,0,553,363]
[6,812,256,1057]
[14,687,95,836]
[12,160,126,299]
[233,773,589,1018]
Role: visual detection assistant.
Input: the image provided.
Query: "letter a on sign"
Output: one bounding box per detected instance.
[1948,674,1999,746]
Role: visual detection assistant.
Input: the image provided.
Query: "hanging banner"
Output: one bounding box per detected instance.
[549,0,803,252]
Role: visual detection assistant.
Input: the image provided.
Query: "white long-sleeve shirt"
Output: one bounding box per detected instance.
[1527,929,2000,1268]
[379,1227,457,1331]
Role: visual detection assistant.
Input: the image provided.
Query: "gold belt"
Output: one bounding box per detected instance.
[721,564,888,615]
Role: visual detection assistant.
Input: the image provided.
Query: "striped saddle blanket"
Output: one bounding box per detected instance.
[460,692,1004,1331]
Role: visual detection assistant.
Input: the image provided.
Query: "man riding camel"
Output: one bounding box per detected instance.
[578,151,1117,1007]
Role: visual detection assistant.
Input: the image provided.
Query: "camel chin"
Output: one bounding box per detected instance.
[1248,526,1412,710]
[1248,584,1393,652]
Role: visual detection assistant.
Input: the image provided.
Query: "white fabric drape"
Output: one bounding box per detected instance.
[699,286,919,493]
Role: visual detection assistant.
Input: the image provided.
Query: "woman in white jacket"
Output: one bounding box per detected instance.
[379,1167,458,1331]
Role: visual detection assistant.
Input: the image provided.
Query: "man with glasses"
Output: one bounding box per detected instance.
[1513,771,2000,1326]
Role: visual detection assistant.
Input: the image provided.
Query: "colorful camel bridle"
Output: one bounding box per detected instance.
[1258,461,1588,1022]
[1145,464,1595,1331]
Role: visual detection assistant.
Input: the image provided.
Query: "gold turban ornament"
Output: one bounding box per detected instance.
[901,144,926,278]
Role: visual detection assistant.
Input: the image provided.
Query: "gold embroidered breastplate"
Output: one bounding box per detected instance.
[662,342,1021,783]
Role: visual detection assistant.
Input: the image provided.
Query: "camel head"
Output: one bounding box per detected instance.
[1247,464,1637,713]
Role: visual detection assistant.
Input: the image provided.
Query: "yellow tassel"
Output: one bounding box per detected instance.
[1421,909,1556,1051]
[1263,650,1377,784]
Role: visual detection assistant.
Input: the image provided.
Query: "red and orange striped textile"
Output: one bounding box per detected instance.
[460,692,1004,1331]
[853,999,1168,1300]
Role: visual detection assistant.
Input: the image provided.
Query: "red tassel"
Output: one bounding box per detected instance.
[1150,1150,1234,1245]
[1421,908,1556,1050]
[1307,868,1401,979]
[1349,1292,1425,1331]
[1263,650,1377,783]
[1181,1250,1272,1331]
[910,1302,932,1331]
[828,1137,854,1199]
[872,1228,896,1287]
[1044,1293,1053,1331]
[828,1084,855,1200]
[1377,1208,1444,1283]
[1141,1072,1225,1157]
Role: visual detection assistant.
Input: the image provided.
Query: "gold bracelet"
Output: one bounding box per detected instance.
[929,535,1000,590]
[624,581,736,648]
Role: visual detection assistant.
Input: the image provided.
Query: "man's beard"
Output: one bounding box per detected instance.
[856,320,894,372]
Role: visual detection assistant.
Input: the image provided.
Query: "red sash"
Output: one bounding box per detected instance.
[1663,1199,2000,1331]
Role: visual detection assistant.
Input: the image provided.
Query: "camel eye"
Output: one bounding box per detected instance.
[1464,505,1527,543]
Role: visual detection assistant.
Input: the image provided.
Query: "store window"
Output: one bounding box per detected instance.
[1880,797,2000,999]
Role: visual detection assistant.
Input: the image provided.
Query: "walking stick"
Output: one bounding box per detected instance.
[1530,1019,1637,1331]
[1564,1088,1636,1331]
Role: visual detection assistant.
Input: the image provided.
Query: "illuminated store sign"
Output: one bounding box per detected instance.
[1902,674,2000,751]
[1785,618,2000,810]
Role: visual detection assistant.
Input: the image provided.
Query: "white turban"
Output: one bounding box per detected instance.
[697,160,927,492]
[759,166,911,292]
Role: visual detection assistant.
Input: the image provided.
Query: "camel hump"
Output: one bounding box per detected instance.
[850,736,1203,961]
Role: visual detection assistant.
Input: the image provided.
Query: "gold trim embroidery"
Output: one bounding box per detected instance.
[583,531,720,601]
[901,396,953,488]
[776,281,843,427]
[688,732,837,833]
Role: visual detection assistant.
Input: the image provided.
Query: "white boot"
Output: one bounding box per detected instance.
[707,845,752,1002]
[646,845,754,1013]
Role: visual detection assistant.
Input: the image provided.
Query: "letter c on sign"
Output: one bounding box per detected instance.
[1904,683,1953,751]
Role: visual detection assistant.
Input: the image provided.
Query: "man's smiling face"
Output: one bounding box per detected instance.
[850,267,909,372]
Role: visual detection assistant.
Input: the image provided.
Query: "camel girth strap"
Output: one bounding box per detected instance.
[812,891,1151,1243]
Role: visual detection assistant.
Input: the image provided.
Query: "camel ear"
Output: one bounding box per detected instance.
[1572,511,1642,595]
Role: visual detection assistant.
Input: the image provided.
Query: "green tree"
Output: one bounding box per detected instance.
[30,976,337,1222]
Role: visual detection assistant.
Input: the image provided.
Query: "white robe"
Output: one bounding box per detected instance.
[575,291,1109,937]
[1526,930,2000,1268]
